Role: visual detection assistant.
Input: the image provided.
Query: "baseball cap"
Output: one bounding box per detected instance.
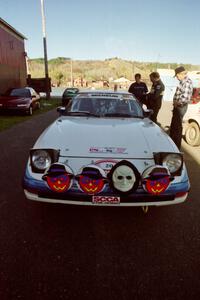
[174,66,186,77]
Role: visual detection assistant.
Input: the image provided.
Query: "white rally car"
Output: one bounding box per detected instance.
[183,100,200,146]
[23,91,190,209]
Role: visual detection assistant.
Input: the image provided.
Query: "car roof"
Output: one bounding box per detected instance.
[10,87,32,91]
[76,90,135,100]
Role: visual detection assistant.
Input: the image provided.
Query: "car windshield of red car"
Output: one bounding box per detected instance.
[10,89,30,97]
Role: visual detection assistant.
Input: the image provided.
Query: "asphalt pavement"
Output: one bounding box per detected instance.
[0,104,200,300]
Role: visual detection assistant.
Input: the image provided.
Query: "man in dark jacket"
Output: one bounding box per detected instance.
[146,72,165,124]
[128,73,148,104]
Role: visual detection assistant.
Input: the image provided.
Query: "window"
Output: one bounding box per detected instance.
[70,96,143,117]
[10,88,31,97]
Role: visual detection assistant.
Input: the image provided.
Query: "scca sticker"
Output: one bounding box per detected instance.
[92,196,120,204]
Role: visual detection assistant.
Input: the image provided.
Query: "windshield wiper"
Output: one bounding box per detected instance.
[66,111,100,117]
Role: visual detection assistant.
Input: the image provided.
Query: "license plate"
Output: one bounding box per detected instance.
[92,196,120,204]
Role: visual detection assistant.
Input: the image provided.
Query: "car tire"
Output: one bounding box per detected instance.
[27,106,33,116]
[185,122,200,146]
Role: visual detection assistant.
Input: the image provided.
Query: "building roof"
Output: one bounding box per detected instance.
[0,17,27,40]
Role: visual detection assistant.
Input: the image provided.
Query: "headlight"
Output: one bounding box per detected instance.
[30,149,59,173]
[32,150,51,170]
[163,154,182,174]
[154,152,183,175]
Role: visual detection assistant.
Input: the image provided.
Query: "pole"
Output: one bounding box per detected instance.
[40,0,50,99]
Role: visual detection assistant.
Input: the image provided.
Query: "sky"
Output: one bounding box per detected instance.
[1,0,200,64]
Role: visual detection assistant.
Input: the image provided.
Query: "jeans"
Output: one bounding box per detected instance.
[170,104,188,149]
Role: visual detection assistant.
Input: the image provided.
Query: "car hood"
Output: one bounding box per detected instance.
[0,96,29,104]
[34,117,177,158]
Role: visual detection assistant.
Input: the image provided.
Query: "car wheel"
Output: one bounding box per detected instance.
[27,106,33,116]
[185,122,200,146]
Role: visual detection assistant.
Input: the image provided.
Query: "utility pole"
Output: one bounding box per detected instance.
[40,0,50,99]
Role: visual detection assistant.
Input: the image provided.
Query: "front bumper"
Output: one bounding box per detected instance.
[24,188,189,207]
[0,106,29,113]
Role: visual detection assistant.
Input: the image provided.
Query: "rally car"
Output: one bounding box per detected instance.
[23,91,190,209]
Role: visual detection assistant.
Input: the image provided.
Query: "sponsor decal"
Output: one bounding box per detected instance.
[89,147,127,154]
[95,159,118,175]
[92,196,120,204]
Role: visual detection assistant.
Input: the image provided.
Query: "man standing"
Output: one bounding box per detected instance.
[128,73,148,104]
[169,66,193,149]
[146,72,165,124]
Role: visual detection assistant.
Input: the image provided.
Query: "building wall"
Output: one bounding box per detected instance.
[0,23,27,94]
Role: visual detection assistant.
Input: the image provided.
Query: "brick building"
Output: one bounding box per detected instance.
[0,18,27,94]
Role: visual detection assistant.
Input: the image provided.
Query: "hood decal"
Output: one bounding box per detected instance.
[89,147,127,154]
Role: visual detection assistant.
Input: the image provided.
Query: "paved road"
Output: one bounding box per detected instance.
[0,105,200,300]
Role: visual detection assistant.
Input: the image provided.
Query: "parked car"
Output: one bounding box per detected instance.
[0,87,40,115]
[183,91,200,146]
[191,87,200,104]
[62,87,79,106]
[23,91,190,210]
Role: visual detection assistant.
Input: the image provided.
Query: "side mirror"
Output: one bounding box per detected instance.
[143,109,153,118]
[57,106,66,115]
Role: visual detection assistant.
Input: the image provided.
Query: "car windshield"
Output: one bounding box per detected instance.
[63,88,79,96]
[66,94,144,118]
[10,88,30,97]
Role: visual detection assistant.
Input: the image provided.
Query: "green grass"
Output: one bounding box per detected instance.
[0,97,62,132]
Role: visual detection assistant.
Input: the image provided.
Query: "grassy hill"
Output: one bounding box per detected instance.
[28,57,200,86]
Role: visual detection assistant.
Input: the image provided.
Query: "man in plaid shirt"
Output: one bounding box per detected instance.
[170,66,193,149]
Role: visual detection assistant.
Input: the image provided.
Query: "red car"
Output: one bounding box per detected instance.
[0,87,40,115]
